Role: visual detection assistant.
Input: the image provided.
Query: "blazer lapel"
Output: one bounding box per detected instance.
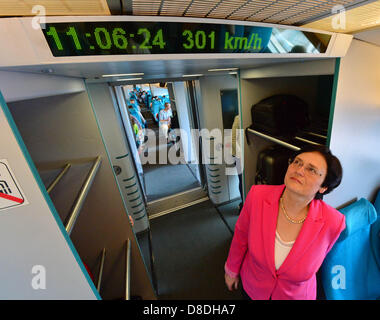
[277,199,325,275]
[262,185,285,278]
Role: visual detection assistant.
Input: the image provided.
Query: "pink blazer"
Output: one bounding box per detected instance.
[225,184,345,300]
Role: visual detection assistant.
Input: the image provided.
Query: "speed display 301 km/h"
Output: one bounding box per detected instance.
[42,21,330,56]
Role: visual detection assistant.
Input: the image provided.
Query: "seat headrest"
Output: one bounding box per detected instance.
[370,190,380,268]
[338,198,377,241]
[374,189,380,215]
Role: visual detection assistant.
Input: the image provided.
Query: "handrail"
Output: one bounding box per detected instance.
[246,128,301,151]
[304,131,327,139]
[96,248,106,292]
[47,163,71,194]
[125,239,131,300]
[64,156,102,235]
[294,136,323,146]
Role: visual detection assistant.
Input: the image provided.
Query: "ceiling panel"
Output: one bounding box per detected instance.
[303,0,380,33]
[160,0,192,16]
[185,0,218,17]
[228,2,268,20]
[207,0,247,19]
[129,0,376,31]
[0,0,110,16]
[132,1,162,15]
[1,0,379,36]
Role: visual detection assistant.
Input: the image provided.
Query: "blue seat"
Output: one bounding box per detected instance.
[370,191,380,297]
[321,194,380,300]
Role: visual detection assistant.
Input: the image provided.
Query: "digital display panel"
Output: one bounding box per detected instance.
[42,21,331,57]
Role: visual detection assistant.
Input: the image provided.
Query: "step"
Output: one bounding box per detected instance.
[147,187,209,219]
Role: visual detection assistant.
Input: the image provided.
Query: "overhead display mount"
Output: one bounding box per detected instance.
[42,21,331,57]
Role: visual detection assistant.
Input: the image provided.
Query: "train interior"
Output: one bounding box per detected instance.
[1,55,339,300]
[0,2,380,301]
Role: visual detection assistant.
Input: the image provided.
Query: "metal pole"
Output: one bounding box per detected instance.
[47,163,71,194]
[65,156,101,235]
[125,239,131,300]
[96,248,106,292]
[295,136,323,146]
[246,128,301,151]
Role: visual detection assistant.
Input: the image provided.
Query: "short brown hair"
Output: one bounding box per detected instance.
[292,145,343,200]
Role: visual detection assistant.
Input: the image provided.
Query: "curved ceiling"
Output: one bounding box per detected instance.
[127,0,372,27]
[1,0,379,34]
[0,0,378,80]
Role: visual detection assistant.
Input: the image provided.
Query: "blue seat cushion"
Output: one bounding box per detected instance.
[321,198,380,299]
[338,198,377,241]
[370,190,380,280]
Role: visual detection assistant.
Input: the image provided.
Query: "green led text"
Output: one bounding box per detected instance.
[224,32,262,50]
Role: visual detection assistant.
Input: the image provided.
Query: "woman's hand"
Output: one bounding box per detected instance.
[225,273,239,291]
[129,215,134,227]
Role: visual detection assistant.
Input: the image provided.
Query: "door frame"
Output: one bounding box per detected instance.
[185,80,207,190]
[112,85,148,204]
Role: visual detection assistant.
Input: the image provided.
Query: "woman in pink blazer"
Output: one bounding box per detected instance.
[225,145,346,300]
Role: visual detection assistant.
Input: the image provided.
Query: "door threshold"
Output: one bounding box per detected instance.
[147,186,204,205]
[148,196,209,220]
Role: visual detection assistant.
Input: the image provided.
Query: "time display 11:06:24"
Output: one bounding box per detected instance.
[45,26,217,53]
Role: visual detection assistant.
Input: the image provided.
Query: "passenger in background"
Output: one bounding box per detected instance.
[158,102,172,141]
[129,111,144,148]
[129,89,137,102]
[140,90,146,105]
[145,91,152,110]
[225,145,346,300]
[158,96,165,113]
[231,115,243,212]
[151,96,161,122]
[128,104,146,133]
[166,101,173,118]
[129,97,141,113]
[162,95,170,104]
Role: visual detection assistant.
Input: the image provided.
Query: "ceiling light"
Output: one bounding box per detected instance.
[182,74,203,77]
[208,68,239,72]
[102,73,144,77]
[116,78,143,81]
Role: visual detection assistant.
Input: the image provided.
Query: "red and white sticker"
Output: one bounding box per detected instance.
[0,159,28,211]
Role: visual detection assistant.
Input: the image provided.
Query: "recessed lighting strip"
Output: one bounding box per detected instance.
[116,78,143,81]
[208,68,239,72]
[102,73,144,77]
[182,74,203,77]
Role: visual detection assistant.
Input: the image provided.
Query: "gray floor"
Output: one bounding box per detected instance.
[138,108,243,299]
[137,199,242,300]
[216,199,242,233]
[143,163,200,202]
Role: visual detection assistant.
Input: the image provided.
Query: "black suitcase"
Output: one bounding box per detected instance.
[255,146,295,185]
[251,94,309,137]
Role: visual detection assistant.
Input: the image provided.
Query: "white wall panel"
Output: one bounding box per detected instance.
[0,71,85,102]
[0,92,97,299]
[326,39,380,208]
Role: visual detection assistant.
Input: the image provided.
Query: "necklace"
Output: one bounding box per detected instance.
[280,197,307,224]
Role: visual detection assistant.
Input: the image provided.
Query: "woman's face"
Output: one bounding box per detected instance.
[284,151,328,199]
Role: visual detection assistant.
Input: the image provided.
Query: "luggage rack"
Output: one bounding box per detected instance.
[44,157,137,299]
[245,127,325,152]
